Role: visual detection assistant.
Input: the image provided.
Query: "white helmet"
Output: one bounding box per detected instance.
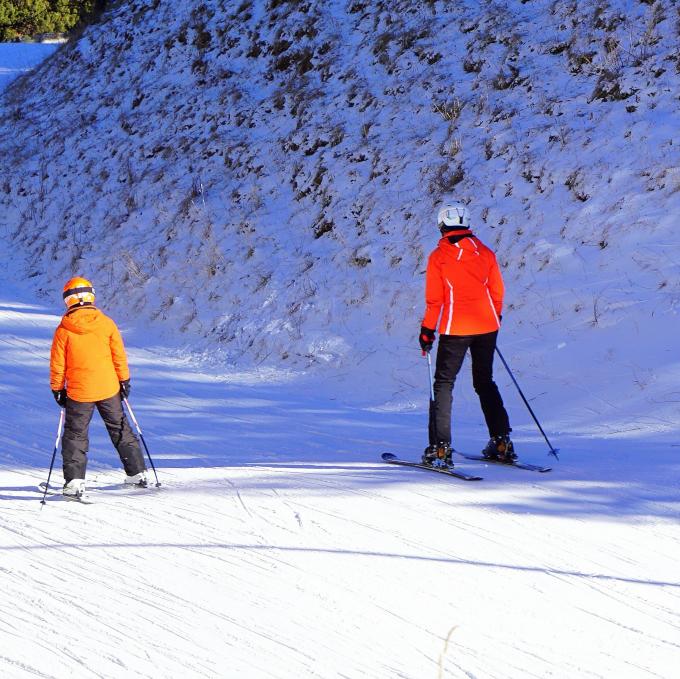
[437,202,470,230]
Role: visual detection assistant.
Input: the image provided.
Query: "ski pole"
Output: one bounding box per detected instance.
[495,347,559,459]
[426,350,435,401]
[122,397,161,487]
[41,408,65,506]
[425,349,441,449]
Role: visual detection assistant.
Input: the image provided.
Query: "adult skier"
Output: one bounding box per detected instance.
[49,277,148,497]
[418,202,515,466]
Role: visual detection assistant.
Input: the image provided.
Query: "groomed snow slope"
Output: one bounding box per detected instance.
[1,287,679,679]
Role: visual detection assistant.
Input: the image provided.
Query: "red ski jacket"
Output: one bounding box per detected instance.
[422,231,504,336]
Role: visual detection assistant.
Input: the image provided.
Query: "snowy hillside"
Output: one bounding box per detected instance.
[0,1,679,429]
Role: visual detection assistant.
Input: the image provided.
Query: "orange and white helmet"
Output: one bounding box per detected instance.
[63,277,95,308]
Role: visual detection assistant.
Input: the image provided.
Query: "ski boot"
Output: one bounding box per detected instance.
[124,471,148,488]
[63,479,86,498]
[422,442,453,467]
[481,435,517,462]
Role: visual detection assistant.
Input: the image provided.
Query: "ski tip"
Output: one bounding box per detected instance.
[381,452,397,461]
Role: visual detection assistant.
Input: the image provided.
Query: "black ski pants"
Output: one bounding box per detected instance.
[61,393,146,483]
[429,331,510,445]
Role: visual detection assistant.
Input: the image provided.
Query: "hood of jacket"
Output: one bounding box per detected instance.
[437,230,479,258]
[60,306,104,335]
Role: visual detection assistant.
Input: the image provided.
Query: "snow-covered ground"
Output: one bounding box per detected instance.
[1,287,679,679]
[1,3,679,677]
[0,43,60,91]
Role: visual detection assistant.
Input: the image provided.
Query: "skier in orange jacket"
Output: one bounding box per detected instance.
[419,202,514,466]
[50,277,147,497]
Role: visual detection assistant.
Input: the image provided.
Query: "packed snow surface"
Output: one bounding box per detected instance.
[1,287,679,679]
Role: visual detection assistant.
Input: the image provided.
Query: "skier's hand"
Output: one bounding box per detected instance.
[119,380,131,398]
[52,389,67,408]
[419,326,435,353]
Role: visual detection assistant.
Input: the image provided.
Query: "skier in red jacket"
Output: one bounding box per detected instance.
[419,202,514,466]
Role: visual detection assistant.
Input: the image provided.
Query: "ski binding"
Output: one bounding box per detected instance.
[39,482,95,504]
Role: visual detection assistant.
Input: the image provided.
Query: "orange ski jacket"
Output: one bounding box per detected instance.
[50,306,130,403]
[422,231,504,336]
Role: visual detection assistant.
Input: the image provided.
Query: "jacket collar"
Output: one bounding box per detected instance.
[440,229,474,245]
[65,303,97,317]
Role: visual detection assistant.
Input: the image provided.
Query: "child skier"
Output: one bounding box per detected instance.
[49,277,148,497]
[419,202,515,466]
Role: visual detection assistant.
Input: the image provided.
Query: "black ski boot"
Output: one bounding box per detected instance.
[481,435,517,462]
[422,442,453,467]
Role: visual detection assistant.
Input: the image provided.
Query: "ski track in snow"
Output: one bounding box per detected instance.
[0,296,679,678]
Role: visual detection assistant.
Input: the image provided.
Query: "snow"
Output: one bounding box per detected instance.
[0,43,60,91]
[0,2,679,677]
[1,1,678,381]
[1,285,679,678]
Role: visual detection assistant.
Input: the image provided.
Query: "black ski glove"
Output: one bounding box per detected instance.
[119,380,131,398]
[52,389,67,408]
[419,326,435,353]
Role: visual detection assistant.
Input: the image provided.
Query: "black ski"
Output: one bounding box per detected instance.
[381,453,483,481]
[459,454,552,473]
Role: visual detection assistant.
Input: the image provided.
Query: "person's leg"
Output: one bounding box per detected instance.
[96,395,146,476]
[430,335,470,445]
[62,399,95,483]
[469,331,510,437]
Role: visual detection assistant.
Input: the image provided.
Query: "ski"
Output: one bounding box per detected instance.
[459,454,552,473]
[38,483,95,504]
[39,480,154,500]
[95,481,151,491]
[381,453,483,481]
